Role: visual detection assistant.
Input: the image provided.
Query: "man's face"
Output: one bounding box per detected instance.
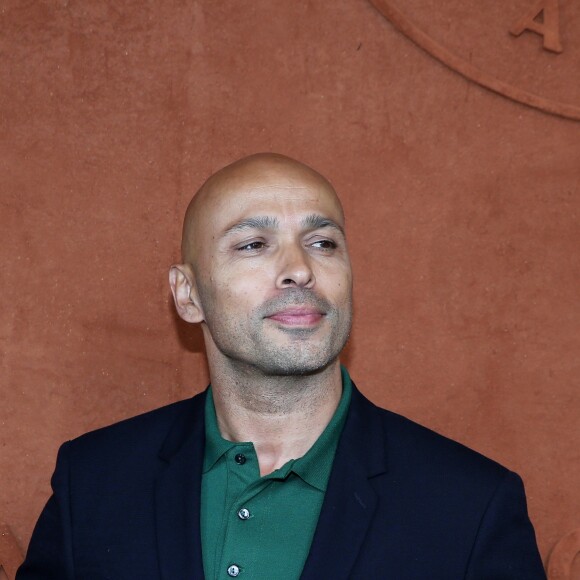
[189,165,352,377]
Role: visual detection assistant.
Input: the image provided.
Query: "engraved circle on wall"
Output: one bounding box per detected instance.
[369,0,580,121]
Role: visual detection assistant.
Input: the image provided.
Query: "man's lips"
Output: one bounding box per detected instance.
[266,307,324,326]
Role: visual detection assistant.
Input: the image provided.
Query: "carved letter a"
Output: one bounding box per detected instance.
[509,0,563,53]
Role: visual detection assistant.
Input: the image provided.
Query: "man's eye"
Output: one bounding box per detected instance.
[311,239,337,250]
[238,241,266,251]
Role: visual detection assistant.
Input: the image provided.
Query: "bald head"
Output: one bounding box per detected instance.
[181,153,344,265]
[170,151,352,378]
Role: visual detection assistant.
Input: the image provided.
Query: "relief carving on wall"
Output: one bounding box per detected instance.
[509,0,562,53]
[369,0,580,120]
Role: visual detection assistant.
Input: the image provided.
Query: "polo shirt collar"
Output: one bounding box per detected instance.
[290,368,351,491]
[202,394,242,473]
[202,366,353,492]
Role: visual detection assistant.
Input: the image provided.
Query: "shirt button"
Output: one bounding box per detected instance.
[234,453,246,465]
[238,508,251,520]
[227,564,241,577]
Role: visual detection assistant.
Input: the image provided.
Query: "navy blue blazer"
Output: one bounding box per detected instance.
[18,384,545,579]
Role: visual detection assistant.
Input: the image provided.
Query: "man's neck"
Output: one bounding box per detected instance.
[208,361,343,476]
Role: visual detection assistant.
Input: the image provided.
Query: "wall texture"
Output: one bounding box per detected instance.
[1,0,578,577]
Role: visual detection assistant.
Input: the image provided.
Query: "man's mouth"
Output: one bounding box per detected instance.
[266,307,324,326]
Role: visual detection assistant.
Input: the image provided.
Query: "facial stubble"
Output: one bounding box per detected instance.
[199,286,352,378]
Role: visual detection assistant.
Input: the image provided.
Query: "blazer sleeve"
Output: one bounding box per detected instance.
[16,442,75,580]
[465,470,546,579]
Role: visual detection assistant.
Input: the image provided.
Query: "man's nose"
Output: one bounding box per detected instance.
[275,244,315,289]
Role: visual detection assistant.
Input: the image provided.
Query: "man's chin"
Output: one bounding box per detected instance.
[250,346,339,377]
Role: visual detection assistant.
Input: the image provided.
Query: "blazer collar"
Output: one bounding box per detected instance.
[155,390,207,580]
[300,382,389,580]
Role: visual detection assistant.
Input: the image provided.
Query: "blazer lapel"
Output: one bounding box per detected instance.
[300,384,388,580]
[155,392,207,580]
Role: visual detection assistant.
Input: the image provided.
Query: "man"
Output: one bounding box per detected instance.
[18,153,545,579]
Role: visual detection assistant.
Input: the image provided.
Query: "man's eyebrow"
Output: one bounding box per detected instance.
[301,214,345,236]
[223,216,280,236]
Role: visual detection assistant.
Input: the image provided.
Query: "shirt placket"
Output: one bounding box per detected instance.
[218,443,263,578]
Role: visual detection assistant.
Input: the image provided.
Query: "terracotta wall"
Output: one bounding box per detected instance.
[1,1,578,577]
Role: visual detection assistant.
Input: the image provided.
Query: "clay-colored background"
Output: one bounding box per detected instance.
[1,0,579,577]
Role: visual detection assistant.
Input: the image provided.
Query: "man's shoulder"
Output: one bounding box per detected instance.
[386,405,505,476]
[350,385,510,486]
[65,390,207,461]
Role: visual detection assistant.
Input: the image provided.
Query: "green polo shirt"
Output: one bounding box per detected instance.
[200,368,352,580]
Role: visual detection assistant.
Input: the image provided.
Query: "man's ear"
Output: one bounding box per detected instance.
[169,264,204,323]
